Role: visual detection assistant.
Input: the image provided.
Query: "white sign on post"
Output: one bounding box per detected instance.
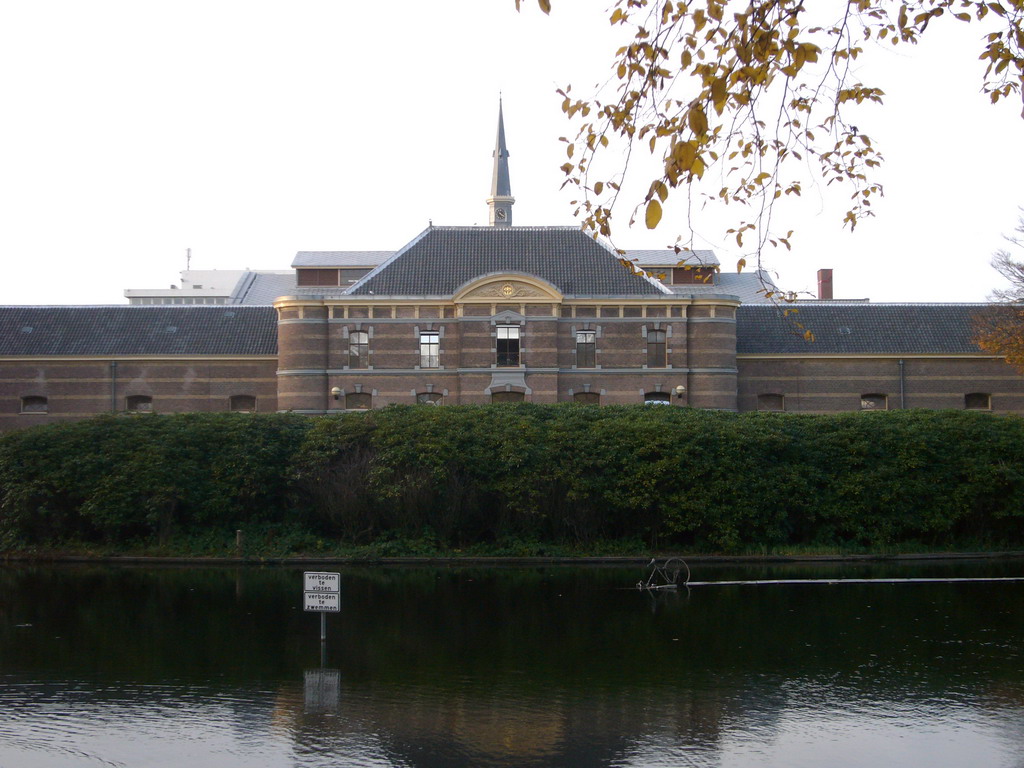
[305,572,341,594]
[304,571,341,613]
[304,591,341,612]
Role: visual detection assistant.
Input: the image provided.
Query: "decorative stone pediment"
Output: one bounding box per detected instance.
[453,274,562,303]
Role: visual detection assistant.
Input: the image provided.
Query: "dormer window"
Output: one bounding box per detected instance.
[672,267,716,285]
[297,269,340,287]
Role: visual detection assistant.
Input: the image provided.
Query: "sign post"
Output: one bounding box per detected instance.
[304,571,340,644]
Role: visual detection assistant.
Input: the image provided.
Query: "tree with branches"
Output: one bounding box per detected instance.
[517,0,1024,284]
[975,211,1024,370]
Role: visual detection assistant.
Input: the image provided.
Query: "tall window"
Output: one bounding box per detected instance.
[576,330,596,368]
[496,325,520,367]
[20,396,48,414]
[230,395,256,412]
[349,331,369,369]
[420,331,439,368]
[126,395,153,413]
[860,394,887,410]
[647,329,667,368]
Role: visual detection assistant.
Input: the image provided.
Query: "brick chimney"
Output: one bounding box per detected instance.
[817,268,833,300]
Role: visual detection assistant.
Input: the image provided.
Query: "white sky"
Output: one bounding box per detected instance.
[0,0,1021,305]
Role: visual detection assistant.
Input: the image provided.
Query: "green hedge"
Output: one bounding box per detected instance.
[0,413,312,546]
[3,406,1024,551]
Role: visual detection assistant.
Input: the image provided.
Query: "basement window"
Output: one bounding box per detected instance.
[416,392,442,405]
[230,395,257,413]
[965,392,991,410]
[126,395,153,413]
[491,391,524,403]
[860,394,887,411]
[345,392,371,410]
[644,392,671,405]
[573,392,600,405]
[20,396,48,414]
[757,394,785,412]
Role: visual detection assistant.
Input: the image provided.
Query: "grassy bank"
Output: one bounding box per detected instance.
[3,406,1024,555]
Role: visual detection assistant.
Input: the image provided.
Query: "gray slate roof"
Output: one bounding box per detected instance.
[627,249,719,267]
[348,226,669,297]
[662,271,775,303]
[737,304,988,355]
[231,272,297,304]
[292,251,393,267]
[0,306,277,356]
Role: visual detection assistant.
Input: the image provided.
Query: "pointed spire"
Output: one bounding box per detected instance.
[487,98,515,227]
[491,100,512,197]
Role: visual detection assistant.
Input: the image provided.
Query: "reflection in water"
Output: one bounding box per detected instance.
[304,669,340,714]
[2,562,1024,767]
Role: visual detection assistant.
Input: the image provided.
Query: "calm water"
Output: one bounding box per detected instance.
[2,560,1024,767]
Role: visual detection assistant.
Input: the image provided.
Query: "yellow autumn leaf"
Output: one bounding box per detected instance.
[537,0,551,14]
[645,199,663,229]
[672,140,698,171]
[711,77,728,114]
[688,105,708,135]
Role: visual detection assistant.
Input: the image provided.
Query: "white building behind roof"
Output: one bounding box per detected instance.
[125,269,294,305]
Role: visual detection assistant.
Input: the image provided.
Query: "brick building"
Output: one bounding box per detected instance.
[1,106,1022,430]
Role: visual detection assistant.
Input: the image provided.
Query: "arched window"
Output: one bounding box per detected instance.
[758,393,785,412]
[573,392,600,405]
[491,391,525,403]
[416,392,442,405]
[646,329,666,368]
[349,331,369,369]
[126,395,153,413]
[345,392,372,410]
[965,392,991,410]
[644,391,671,405]
[230,395,257,412]
[860,393,887,411]
[20,396,48,414]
